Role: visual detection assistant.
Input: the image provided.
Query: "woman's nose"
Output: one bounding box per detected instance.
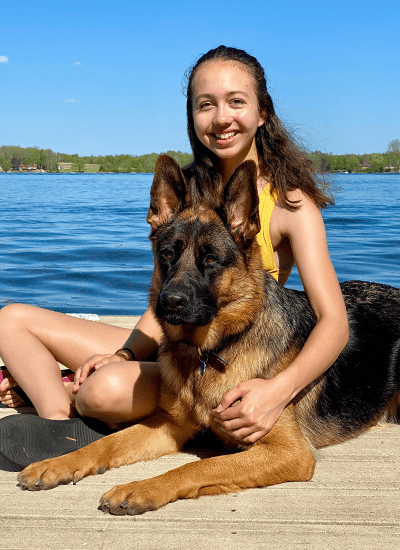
[213,104,233,126]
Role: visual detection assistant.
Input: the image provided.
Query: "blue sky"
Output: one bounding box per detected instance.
[1,0,398,156]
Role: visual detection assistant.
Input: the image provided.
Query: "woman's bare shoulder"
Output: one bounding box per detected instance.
[273,189,324,241]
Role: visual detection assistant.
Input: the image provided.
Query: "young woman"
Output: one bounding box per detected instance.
[0,46,349,465]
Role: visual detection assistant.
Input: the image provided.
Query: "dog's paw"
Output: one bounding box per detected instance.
[18,457,84,491]
[99,481,166,516]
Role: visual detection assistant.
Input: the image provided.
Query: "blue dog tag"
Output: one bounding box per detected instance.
[198,350,208,375]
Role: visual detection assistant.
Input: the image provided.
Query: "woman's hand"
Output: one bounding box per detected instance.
[211,377,291,444]
[0,369,25,407]
[72,354,127,392]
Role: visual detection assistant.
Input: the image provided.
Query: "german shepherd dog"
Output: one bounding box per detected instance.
[18,155,400,515]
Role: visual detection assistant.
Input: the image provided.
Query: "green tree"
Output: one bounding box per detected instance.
[2,158,12,171]
[370,154,385,172]
[387,152,400,171]
[71,157,85,171]
[38,150,47,169]
[385,140,400,171]
[387,139,400,153]
[320,157,330,172]
[328,155,344,171]
[25,149,39,166]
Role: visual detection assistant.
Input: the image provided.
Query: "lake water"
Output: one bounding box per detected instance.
[0,172,399,315]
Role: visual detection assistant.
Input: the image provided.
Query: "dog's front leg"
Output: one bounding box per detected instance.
[99,411,316,515]
[18,411,196,491]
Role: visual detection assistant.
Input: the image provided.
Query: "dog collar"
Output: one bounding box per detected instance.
[197,348,229,375]
[176,340,229,375]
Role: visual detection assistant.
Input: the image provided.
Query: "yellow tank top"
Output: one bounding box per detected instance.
[256,185,292,286]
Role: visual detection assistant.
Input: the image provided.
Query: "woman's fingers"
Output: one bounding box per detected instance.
[0,372,18,392]
[0,388,25,408]
[73,354,126,392]
[213,384,246,414]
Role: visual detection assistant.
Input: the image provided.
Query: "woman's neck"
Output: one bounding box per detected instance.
[217,140,269,195]
[218,140,259,183]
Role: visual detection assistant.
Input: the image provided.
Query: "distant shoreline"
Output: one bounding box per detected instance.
[0,170,155,175]
[1,170,400,176]
[2,146,399,174]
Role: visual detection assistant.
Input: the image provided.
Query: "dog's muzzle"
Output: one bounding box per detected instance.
[156,288,216,326]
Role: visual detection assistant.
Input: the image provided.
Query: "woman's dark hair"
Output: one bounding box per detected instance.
[183,45,333,209]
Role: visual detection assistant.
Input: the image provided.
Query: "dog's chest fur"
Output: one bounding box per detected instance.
[157,336,282,429]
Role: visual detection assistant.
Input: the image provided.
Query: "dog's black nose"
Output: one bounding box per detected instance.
[160,291,188,312]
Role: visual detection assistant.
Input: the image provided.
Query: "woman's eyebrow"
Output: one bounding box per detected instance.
[226,90,250,97]
[194,90,250,102]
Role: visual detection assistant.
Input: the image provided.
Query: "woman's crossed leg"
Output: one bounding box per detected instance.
[0,303,159,425]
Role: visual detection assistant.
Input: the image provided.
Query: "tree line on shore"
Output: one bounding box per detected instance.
[0,147,193,173]
[1,140,399,174]
[306,140,400,173]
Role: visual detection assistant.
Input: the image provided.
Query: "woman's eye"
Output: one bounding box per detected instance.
[231,98,244,106]
[198,101,213,110]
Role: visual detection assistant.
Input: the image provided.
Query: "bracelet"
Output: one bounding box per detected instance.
[115,348,136,362]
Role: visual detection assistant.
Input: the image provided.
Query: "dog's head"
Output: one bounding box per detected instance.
[146,155,263,338]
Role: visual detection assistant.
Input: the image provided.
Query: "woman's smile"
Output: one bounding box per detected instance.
[212,130,239,145]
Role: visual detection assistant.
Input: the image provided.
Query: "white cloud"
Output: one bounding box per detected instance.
[73,61,82,66]
[0,55,9,64]
[63,99,81,104]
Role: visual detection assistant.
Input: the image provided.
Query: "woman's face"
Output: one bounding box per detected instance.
[191,60,265,164]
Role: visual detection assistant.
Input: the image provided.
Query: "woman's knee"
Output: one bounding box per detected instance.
[0,304,53,342]
[0,303,34,328]
[0,305,41,348]
[74,371,126,418]
[74,361,159,423]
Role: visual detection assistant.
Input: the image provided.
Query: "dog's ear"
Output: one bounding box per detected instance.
[146,155,190,230]
[222,161,260,245]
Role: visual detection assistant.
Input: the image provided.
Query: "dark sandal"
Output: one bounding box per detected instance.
[0,413,113,467]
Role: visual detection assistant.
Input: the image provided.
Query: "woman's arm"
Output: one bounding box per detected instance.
[274,190,349,397]
[212,192,349,443]
[122,307,163,360]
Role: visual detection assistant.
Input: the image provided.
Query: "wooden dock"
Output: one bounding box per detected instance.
[1,316,399,549]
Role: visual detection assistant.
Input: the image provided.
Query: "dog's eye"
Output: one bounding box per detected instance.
[162,250,174,262]
[205,255,217,264]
